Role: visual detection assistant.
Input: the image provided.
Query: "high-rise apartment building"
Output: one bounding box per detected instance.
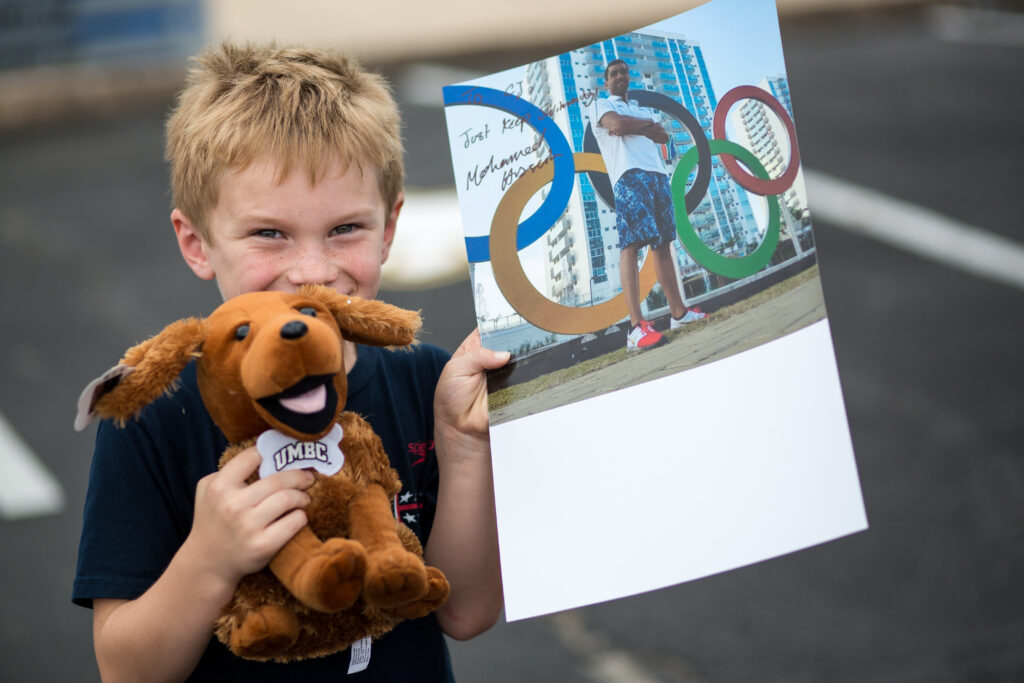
[523,30,760,309]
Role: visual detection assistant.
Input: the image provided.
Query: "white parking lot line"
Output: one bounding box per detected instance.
[551,610,679,683]
[807,170,1024,291]
[0,411,64,520]
[397,172,1024,295]
[382,189,470,289]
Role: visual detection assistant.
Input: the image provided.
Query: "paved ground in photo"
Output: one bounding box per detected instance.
[490,275,826,424]
[1,5,1022,682]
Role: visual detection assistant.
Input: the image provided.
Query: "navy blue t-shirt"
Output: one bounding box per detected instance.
[73,343,455,682]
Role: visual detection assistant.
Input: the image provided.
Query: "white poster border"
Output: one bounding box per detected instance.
[491,320,866,621]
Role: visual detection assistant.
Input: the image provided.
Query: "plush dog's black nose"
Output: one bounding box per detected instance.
[280,320,308,339]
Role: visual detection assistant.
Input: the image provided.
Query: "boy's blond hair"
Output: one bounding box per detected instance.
[166,42,403,241]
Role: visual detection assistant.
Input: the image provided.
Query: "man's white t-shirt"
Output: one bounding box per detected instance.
[593,95,668,187]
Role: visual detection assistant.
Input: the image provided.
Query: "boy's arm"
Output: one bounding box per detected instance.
[427,330,510,641]
[92,450,313,682]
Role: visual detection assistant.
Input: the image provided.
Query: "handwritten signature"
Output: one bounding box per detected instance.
[455,83,601,193]
[466,137,560,192]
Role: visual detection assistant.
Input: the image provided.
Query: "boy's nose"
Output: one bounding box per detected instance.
[287,246,339,287]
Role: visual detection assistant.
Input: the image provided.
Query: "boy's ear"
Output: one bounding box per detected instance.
[300,285,420,348]
[75,318,206,430]
[380,192,403,266]
[172,208,215,281]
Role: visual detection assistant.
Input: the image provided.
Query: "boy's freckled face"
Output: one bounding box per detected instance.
[177,157,400,302]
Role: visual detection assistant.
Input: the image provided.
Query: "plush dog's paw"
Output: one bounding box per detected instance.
[381,565,450,620]
[362,549,429,608]
[293,537,367,613]
[230,603,299,659]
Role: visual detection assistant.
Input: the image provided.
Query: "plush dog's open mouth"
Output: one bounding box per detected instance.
[257,374,338,435]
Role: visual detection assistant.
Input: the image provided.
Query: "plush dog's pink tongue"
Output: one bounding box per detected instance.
[279,384,326,414]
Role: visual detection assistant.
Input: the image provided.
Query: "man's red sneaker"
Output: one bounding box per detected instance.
[626,320,665,352]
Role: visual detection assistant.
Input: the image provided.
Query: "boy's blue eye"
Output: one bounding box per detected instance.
[330,224,356,236]
[253,228,281,239]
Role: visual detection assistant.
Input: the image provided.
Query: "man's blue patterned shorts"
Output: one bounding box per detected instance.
[613,168,677,251]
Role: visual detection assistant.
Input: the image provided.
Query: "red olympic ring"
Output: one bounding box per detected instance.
[712,85,801,197]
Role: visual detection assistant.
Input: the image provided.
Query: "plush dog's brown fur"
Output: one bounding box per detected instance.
[77,285,450,662]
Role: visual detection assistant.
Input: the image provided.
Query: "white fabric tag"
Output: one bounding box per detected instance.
[347,636,372,674]
[256,424,344,479]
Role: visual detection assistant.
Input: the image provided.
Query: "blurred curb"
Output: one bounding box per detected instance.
[381,188,470,291]
[206,0,936,64]
[0,63,185,133]
[0,0,935,133]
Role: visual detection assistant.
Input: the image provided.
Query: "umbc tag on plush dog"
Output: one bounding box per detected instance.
[75,285,450,662]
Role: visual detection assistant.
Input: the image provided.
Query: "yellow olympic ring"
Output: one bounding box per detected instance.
[490,152,658,335]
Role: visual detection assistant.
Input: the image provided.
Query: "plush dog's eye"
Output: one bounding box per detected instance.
[298,307,317,317]
[235,324,250,340]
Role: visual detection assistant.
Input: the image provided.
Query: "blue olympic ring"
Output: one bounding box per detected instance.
[442,85,576,263]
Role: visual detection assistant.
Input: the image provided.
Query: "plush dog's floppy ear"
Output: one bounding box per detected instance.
[74,318,206,430]
[300,285,421,348]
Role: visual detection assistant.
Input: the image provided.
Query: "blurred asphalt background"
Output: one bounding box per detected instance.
[2,0,1023,680]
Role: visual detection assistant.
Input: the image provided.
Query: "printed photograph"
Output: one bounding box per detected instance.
[444,0,825,425]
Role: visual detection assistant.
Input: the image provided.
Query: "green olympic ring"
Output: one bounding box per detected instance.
[670,139,781,280]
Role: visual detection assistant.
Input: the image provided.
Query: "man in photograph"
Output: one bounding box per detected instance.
[593,59,706,352]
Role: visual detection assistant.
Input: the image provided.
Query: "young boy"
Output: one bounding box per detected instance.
[73,43,508,681]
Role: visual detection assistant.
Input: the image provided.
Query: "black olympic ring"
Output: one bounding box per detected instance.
[583,89,712,213]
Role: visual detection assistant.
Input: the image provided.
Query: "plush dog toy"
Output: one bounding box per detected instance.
[75,285,450,662]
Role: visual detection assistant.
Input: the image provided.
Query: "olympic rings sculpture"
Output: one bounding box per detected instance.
[490,153,660,335]
[672,140,781,280]
[443,83,802,335]
[712,85,800,197]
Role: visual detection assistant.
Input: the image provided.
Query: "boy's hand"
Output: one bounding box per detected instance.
[434,330,510,449]
[183,448,314,587]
